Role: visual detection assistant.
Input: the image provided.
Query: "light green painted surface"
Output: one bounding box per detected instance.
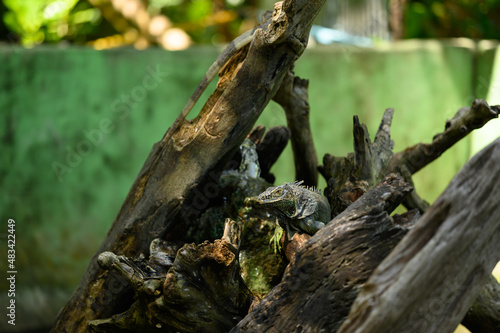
[0,40,498,330]
[472,41,500,154]
[0,46,221,292]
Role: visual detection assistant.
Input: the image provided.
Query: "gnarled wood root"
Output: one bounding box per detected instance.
[90,219,252,333]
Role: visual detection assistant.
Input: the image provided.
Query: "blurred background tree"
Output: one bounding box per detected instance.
[1,0,499,50]
[403,0,500,39]
[0,0,259,49]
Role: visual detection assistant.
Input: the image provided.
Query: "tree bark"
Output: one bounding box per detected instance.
[337,137,500,333]
[320,108,395,216]
[462,274,500,333]
[320,100,499,214]
[52,1,326,331]
[88,219,251,333]
[273,70,319,187]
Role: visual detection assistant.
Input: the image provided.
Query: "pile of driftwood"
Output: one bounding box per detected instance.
[52,0,500,332]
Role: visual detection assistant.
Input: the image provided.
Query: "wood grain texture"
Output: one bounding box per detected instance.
[338,137,500,333]
[462,274,500,333]
[52,1,326,331]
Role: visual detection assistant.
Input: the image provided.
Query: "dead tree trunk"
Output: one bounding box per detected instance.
[52,1,326,331]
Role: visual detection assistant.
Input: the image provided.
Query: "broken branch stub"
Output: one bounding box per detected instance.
[321,108,395,216]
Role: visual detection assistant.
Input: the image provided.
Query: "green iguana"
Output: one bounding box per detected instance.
[245,181,331,251]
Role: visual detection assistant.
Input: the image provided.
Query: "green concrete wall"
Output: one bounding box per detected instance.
[0,40,498,331]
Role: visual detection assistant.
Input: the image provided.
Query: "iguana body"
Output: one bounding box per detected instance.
[163,22,268,142]
[246,181,331,242]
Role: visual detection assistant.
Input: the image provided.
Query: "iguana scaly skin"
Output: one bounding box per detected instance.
[163,22,268,143]
[246,181,331,243]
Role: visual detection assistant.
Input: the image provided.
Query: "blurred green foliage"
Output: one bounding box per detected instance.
[150,0,252,43]
[404,0,500,39]
[0,0,252,47]
[2,0,107,46]
[2,0,500,47]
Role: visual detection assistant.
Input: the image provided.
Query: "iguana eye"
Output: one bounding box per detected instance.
[274,188,283,196]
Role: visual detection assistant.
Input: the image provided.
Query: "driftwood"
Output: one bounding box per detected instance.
[316,102,500,332]
[52,2,326,331]
[387,99,500,211]
[232,139,500,333]
[230,104,499,332]
[337,137,500,333]
[86,140,288,332]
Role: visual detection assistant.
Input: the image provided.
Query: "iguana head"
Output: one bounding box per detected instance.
[246,183,297,217]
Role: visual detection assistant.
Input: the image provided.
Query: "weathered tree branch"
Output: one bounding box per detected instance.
[387,99,499,175]
[89,219,250,332]
[337,137,500,333]
[273,70,319,187]
[386,99,499,212]
[320,100,499,215]
[462,274,500,333]
[52,1,327,331]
